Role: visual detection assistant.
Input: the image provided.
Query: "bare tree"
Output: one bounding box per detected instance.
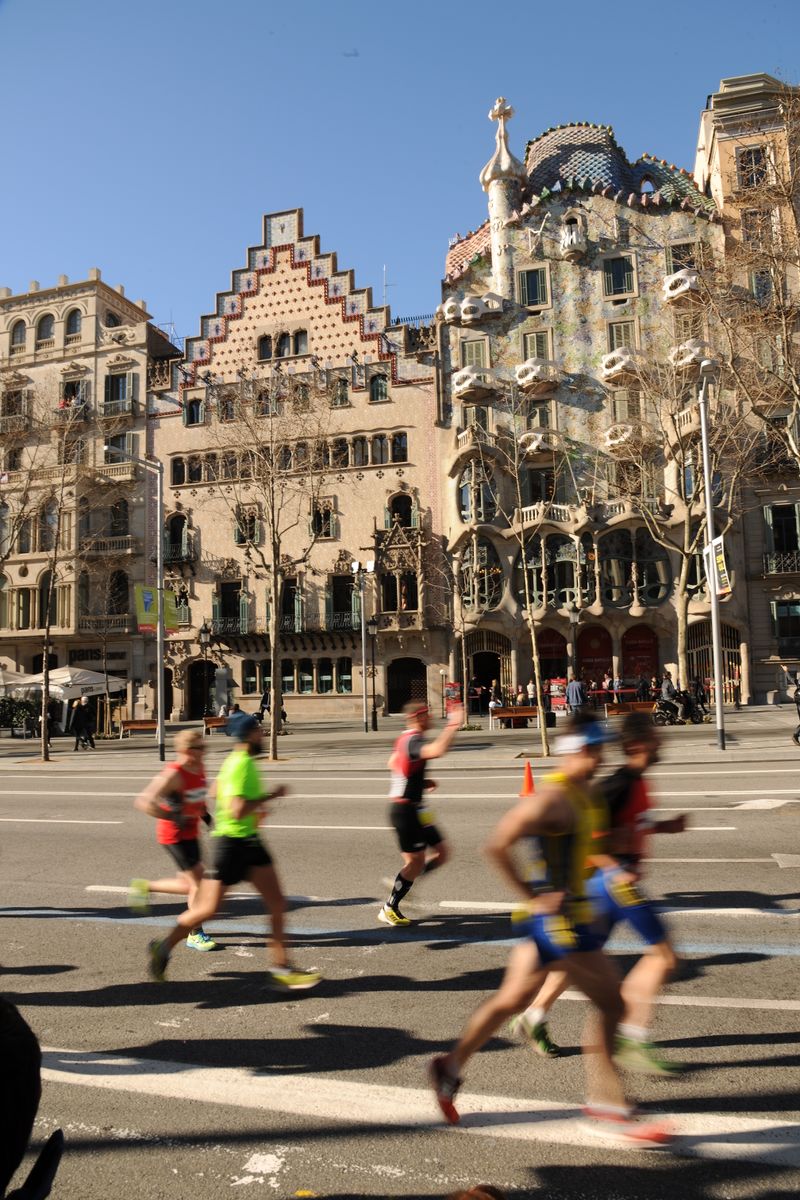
[201,355,340,760]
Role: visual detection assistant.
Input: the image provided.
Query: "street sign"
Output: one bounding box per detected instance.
[703,534,732,597]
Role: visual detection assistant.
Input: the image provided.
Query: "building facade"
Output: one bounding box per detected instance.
[0,272,178,718]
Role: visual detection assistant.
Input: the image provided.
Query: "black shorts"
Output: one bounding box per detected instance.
[164,839,202,872]
[212,835,273,887]
[390,803,443,854]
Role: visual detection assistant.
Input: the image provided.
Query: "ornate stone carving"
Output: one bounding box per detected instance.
[515,357,562,395]
[662,268,700,303]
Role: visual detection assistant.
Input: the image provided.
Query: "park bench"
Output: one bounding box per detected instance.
[203,716,228,735]
[489,705,539,730]
[119,719,158,739]
[604,700,656,717]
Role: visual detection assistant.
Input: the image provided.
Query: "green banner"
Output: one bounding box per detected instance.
[135,586,178,634]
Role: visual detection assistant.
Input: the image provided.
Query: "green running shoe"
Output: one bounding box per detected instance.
[186,929,217,952]
[268,965,321,991]
[128,878,150,915]
[510,1014,562,1057]
[147,938,170,982]
[614,1034,682,1076]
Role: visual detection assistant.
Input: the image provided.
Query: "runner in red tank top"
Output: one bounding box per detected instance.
[128,729,217,952]
[377,700,463,928]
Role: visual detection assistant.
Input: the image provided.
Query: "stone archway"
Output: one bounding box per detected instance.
[386,658,428,713]
[577,625,612,680]
[621,625,659,680]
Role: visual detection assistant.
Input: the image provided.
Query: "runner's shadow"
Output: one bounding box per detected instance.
[659,889,799,911]
[0,964,77,975]
[666,1031,800,1050]
[640,1087,800,1116]
[534,1159,795,1198]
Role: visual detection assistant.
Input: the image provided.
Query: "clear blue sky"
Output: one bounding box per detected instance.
[0,0,796,344]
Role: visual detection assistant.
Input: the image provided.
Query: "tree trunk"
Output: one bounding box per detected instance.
[459,626,469,727]
[675,571,691,689]
[40,632,51,762]
[526,614,551,757]
[268,561,281,761]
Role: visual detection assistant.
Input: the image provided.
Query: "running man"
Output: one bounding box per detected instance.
[513,713,686,1074]
[429,712,672,1146]
[129,729,216,952]
[147,712,320,990]
[378,701,464,928]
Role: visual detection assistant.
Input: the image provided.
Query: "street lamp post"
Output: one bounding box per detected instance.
[439,668,447,719]
[568,601,581,680]
[698,360,727,751]
[198,620,211,717]
[351,559,375,734]
[367,615,379,731]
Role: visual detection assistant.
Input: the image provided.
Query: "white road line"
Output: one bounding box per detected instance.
[559,989,800,1013]
[438,901,797,917]
[0,789,136,798]
[39,1047,800,1167]
[0,817,122,825]
[683,826,736,830]
[85,885,326,902]
[646,857,773,863]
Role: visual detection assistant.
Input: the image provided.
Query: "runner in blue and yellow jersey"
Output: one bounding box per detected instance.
[429,710,673,1148]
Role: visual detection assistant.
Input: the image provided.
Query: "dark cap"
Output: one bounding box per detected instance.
[226,712,261,740]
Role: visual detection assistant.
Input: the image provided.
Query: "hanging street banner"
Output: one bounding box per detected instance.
[135,586,179,635]
[703,535,732,597]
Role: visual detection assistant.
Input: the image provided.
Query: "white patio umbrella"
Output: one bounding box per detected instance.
[0,666,29,696]
[10,666,128,700]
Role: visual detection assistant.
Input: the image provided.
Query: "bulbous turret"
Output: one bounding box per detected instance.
[479,98,526,301]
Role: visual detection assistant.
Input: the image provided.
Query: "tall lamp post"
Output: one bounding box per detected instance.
[198,620,211,716]
[698,359,726,751]
[367,615,379,731]
[351,559,375,734]
[439,668,447,719]
[106,444,165,761]
[568,601,581,680]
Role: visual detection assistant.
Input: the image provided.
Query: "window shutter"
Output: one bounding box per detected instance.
[181,523,189,556]
[770,600,778,638]
[125,432,136,459]
[384,507,391,529]
[212,594,221,624]
[233,517,242,546]
[265,591,271,628]
[182,402,189,426]
[239,592,249,634]
[763,505,775,552]
[125,371,134,404]
[518,272,528,306]
[325,588,333,629]
[294,585,303,632]
[351,580,361,627]
[104,375,112,406]
[254,518,263,545]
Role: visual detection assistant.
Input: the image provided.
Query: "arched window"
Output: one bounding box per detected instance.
[36,314,55,345]
[579,531,597,606]
[599,530,633,608]
[298,658,313,693]
[372,434,389,465]
[389,494,413,527]
[171,457,185,486]
[221,452,238,479]
[77,571,89,616]
[185,397,204,426]
[257,335,272,361]
[370,375,388,403]
[276,333,291,358]
[65,309,82,338]
[293,330,308,356]
[318,658,333,693]
[640,177,655,194]
[110,498,129,536]
[0,575,7,628]
[39,500,58,552]
[242,660,257,694]
[255,389,278,417]
[336,657,352,693]
[38,571,55,627]
[187,457,203,483]
[205,454,218,481]
[294,442,309,470]
[105,311,121,328]
[167,513,187,555]
[218,392,236,422]
[513,538,543,610]
[17,516,32,554]
[545,534,577,609]
[460,537,503,612]
[331,439,349,468]
[352,437,369,467]
[108,570,129,615]
[281,658,295,693]
[332,377,349,407]
[458,460,496,524]
[635,528,671,606]
[10,320,26,351]
[391,432,408,463]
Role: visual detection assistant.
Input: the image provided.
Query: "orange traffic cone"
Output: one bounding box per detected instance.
[519,761,535,797]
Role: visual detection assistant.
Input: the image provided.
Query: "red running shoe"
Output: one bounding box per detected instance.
[429,1055,462,1125]
[582,1106,675,1147]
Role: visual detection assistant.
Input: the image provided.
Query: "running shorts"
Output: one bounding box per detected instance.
[520,912,604,964]
[164,839,201,872]
[588,868,667,947]
[389,803,443,853]
[212,835,273,886]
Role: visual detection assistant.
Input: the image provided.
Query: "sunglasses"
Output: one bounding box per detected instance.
[188,743,206,752]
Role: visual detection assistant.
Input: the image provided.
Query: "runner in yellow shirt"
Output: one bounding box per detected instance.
[146,713,320,991]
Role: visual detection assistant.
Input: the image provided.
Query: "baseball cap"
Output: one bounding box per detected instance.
[226,712,261,740]
[554,723,613,754]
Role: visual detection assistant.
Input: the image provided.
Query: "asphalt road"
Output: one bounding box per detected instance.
[2,727,799,1199]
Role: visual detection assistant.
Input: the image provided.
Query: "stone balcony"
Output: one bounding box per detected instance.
[560,224,588,262]
[452,364,501,402]
[600,347,651,384]
[78,613,135,633]
[662,268,701,304]
[515,357,563,396]
[79,534,139,556]
[0,412,30,435]
[603,419,660,451]
[454,425,498,453]
[764,550,800,575]
[516,501,578,526]
[441,293,504,325]
[52,403,90,426]
[668,339,719,374]
[517,428,562,456]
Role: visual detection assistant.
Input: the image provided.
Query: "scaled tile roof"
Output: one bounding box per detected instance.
[444,220,491,281]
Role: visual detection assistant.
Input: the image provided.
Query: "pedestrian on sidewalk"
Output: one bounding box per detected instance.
[566,676,585,712]
[71,696,95,751]
[146,712,320,990]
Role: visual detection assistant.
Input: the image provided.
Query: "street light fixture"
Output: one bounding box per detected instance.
[104,444,165,761]
[351,559,375,734]
[198,620,211,717]
[439,667,447,719]
[698,359,726,751]
[367,615,379,731]
[567,601,581,680]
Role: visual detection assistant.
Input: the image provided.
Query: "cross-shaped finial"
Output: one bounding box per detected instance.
[488,97,514,123]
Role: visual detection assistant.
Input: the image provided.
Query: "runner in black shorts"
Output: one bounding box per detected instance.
[378,700,463,928]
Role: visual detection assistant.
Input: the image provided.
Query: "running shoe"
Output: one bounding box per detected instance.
[128,878,151,915]
[377,904,411,927]
[614,1035,683,1077]
[147,939,170,982]
[268,965,321,991]
[582,1105,674,1147]
[186,929,217,952]
[509,1014,562,1057]
[429,1055,462,1124]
